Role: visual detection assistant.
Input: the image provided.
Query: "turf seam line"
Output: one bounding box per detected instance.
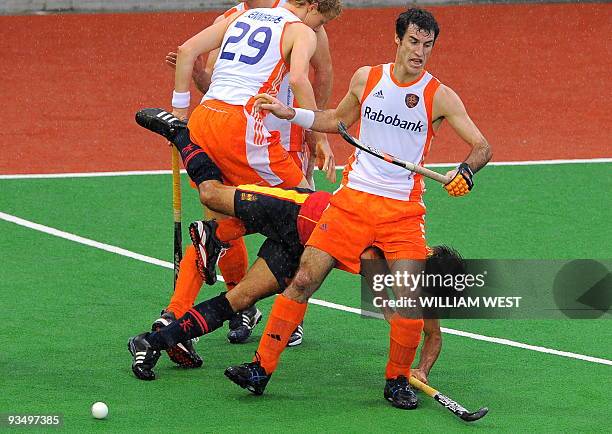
[2,210,611,367]
[1,158,611,179]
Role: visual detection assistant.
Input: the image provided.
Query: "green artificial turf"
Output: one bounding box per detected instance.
[1,164,610,432]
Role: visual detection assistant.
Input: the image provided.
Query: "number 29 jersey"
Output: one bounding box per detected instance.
[204,7,301,108]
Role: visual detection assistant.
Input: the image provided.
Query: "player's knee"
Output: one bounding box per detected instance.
[285,269,317,303]
[198,180,220,207]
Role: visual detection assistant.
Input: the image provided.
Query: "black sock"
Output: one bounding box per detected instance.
[146,293,235,350]
[171,129,223,184]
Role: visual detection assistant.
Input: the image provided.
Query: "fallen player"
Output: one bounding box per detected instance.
[129,109,453,392]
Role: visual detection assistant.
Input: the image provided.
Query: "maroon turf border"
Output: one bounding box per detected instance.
[1,3,610,174]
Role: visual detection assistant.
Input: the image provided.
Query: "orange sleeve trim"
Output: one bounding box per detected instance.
[222,9,249,29]
[223,7,238,18]
[408,76,440,202]
[360,64,383,103]
[423,77,441,137]
[280,21,304,68]
[280,21,291,67]
[223,2,248,18]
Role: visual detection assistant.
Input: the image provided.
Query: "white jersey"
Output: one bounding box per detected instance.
[260,0,303,153]
[213,1,303,154]
[204,7,300,108]
[343,63,441,202]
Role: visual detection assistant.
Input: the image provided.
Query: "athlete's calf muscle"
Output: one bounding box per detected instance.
[225,258,281,312]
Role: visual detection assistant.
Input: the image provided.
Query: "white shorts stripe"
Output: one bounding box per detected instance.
[244,109,283,186]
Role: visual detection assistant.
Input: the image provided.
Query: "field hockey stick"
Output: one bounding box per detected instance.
[171,147,182,289]
[337,122,452,185]
[409,376,489,422]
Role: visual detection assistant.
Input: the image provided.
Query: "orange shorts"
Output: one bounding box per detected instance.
[306,186,427,274]
[187,100,304,188]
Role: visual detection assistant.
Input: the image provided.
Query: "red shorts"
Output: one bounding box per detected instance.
[306,186,427,274]
[187,100,304,188]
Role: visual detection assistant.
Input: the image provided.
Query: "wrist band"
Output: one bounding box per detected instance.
[289,108,315,129]
[172,90,190,109]
[458,162,474,177]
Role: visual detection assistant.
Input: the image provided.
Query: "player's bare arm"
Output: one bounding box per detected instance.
[430,84,492,196]
[310,27,333,108]
[165,13,226,94]
[304,26,334,183]
[433,85,492,174]
[283,24,318,117]
[313,65,369,131]
[282,22,336,181]
[193,13,227,94]
[412,318,442,384]
[254,66,368,132]
[165,52,209,93]
[171,13,235,118]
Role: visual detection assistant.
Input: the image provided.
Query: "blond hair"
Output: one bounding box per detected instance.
[290,0,343,18]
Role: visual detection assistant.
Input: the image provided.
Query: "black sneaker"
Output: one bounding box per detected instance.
[227,306,263,344]
[224,360,271,395]
[287,322,304,347]
[384,376,418,410]
[135,108,187,141]
[151,311,203,369]
[127,333,161,381]
[189,220,229,285]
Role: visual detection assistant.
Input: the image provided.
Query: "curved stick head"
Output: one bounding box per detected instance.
[460,407,489,422]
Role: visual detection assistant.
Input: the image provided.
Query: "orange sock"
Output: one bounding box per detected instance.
[215,218,247,243]
[385,315,424,379]
[218,236,248,290]
[255,294,307,374]
[166,245,204,318]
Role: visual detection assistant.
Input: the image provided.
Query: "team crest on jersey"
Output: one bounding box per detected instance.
[405,93,420,108]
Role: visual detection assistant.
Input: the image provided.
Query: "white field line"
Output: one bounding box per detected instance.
[0,212,170,269]
[307,298,612,366]
[1,211,611,367]
[1,158,611,179]
[0,169,174,179]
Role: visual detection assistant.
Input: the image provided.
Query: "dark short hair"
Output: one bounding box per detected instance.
[424,245,465,293]
[396,7,440,42]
